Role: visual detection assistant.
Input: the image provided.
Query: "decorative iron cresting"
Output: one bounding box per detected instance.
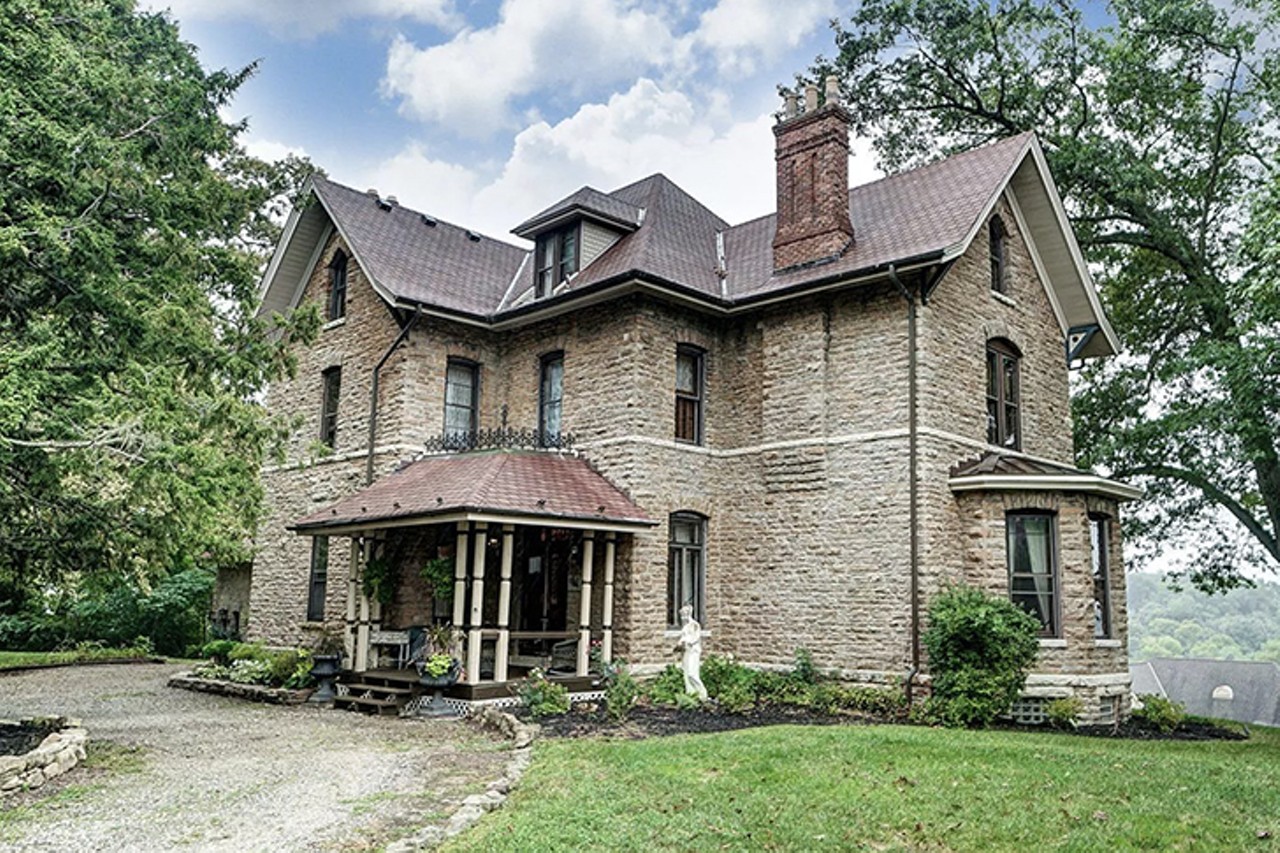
[423,427,576,453]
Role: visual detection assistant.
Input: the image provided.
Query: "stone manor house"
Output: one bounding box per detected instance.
[246,80,1140,721]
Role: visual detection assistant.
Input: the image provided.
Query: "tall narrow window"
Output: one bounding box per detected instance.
[444,358,479,443]
[989,216,1008,295]
[675,345,704,444]
[306,537,329,622]
[327,250,348,320]
[1090,514,1112,638]
[535,224,580,298]
[1007,512,1058,637]
[539,351,564,445]
[319,367,341,448]
[668,513,706,627]
[986,339,1020,449]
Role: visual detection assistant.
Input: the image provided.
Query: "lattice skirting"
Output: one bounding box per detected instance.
[403,690,606,718]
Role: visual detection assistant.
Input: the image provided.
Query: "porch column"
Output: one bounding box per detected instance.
[495,524,514,682]
[451,522,469,656]
[354,540,371,673]
[602,532,616,664]
[466,523,488,685]
[577,531,595,676]
[344,539,359,664]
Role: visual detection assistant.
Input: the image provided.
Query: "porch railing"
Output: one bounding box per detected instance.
[424,426,575,453]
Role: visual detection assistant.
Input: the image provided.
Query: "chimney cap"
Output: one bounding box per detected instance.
[365,187,379,197]
[824,75,841,106]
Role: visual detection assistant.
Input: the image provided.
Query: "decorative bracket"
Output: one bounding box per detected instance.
[1066,324,1099,366]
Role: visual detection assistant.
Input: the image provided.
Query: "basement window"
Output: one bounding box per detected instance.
[535,224,580,298]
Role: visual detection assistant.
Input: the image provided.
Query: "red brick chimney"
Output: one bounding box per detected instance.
[772,76,854,272]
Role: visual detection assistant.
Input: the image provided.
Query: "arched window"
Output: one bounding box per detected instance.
[989,216,1008,295]
[986,338,1020,449]
[327,249,348,320]
[667,512,706,627]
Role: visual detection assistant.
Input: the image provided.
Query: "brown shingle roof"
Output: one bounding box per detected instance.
[314,177,528,318]
[311,132,1033,319]
[291,451,654,532]
[949,451,1084,479]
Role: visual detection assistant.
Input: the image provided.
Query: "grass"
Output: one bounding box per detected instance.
[0,742,146,841]
[444,723,1280,852]
[0,647,153,670]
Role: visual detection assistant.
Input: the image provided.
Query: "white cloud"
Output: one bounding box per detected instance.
[694,0,837,76]
[241,138,308,162]
[138,0,458,39]
[381,0,681,136]
[343,78,882,240]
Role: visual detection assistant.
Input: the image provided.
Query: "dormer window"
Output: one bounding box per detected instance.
[327,250,348,320]
[535,224,579,298]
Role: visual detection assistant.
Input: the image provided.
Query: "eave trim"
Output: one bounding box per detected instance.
[948,473,1144,502]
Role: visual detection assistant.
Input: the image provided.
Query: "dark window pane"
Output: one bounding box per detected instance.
[667,513,706,627]
[320,368,341,448]
[307,537,329,622]
[539,354,563,443]
[1007,512,1056,636]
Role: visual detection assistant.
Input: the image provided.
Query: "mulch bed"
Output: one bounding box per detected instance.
[521,702,1249,742]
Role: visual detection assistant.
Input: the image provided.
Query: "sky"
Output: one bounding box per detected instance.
[137,0,881,243]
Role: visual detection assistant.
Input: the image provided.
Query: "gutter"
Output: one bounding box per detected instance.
[888,263,922,704]
[365,306,422,485]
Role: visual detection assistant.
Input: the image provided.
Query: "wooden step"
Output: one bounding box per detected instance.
[333,695,403,716]
[342,683,416,697]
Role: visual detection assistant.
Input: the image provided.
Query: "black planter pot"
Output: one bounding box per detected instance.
[417,660,461,716]
[309,654,342,703]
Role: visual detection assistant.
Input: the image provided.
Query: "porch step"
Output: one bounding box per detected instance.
[333,694,404,716]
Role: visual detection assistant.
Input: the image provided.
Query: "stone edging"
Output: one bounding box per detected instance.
[167,672,314,705]
[385,707,539,852]
[0,657,167,677]
[1,716,89,795]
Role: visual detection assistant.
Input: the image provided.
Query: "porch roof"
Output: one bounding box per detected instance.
[948,452,1143,502]
[290,450,655,535]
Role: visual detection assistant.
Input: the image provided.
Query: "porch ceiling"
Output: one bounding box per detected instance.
[290,450,655,535]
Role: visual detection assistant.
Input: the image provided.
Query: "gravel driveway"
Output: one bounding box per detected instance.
[0,663,509,852]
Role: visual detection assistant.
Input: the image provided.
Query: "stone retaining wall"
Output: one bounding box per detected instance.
[167,672,314,705]
[0,716,89,795]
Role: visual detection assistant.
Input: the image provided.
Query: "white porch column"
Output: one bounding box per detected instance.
[344,539,359,665]
[466,523,488,685]
[577,531,596,676]
[354,540,371,673]
[602,532,617,664]
[495,524,514,683]
[451,523,469,656]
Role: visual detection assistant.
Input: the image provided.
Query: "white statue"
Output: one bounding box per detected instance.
[677,604,708,701]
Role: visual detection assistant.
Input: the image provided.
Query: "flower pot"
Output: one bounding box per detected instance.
[417,659,461,689]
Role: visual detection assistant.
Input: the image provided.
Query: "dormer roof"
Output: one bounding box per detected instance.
[511,186,645,239]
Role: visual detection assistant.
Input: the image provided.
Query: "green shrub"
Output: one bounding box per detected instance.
[201,639,236,665]
[810,683,906,717]
[644,664,693,706]
[517,669,571,717]
[922,584,1040,728]
[701,654,758,711]
[268,649,306,686]
[193,662,231,680]
[601,659,640,721]
[283,653,315,689]
[1133,694,1186,733]
[228,642,268,663]
[1046,696,1085,729]
[754,669,812,706]
[791,648,818,684]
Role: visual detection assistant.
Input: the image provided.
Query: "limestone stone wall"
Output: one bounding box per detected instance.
[0,718,88,795]
[250,200,1128,707]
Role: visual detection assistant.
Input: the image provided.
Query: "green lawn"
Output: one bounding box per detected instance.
[0,647,152,670]
[445,723,1280,852]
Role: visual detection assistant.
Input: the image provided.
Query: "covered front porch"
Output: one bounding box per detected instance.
[290,450,654,696]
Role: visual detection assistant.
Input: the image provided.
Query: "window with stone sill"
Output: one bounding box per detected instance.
[306,536,329,623]
[319,366,341,448]
[989,215,1009,295]
[667,512,706,628]
[675,344,704,444]
[535,224,580,298]
[539,351,564,446]
[1090,514,1113,639]
[327,250,348,320]
[986,338,1021,450]
[1007,510,1059,637]
[444,358,479,441]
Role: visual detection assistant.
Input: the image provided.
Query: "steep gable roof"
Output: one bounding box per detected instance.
[258,134,1117,357]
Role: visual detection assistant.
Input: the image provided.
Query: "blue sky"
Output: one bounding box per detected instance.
[138,0,873,241]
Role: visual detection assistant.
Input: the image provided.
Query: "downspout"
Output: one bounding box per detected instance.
[888,264,921,705]
[365,306,422,485]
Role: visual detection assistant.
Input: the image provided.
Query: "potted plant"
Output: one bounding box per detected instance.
[414,624,461,715]
[309,628,345,704]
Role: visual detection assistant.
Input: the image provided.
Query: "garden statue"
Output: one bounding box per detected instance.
[677,604,708,700]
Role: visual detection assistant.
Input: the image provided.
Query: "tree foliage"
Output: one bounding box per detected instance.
[1128,571,1280,662]
[0,0,316,612]
[815,0,1280,591]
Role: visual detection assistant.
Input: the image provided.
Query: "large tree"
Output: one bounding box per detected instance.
[0,0,315,611]
[815,0,1280,591]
